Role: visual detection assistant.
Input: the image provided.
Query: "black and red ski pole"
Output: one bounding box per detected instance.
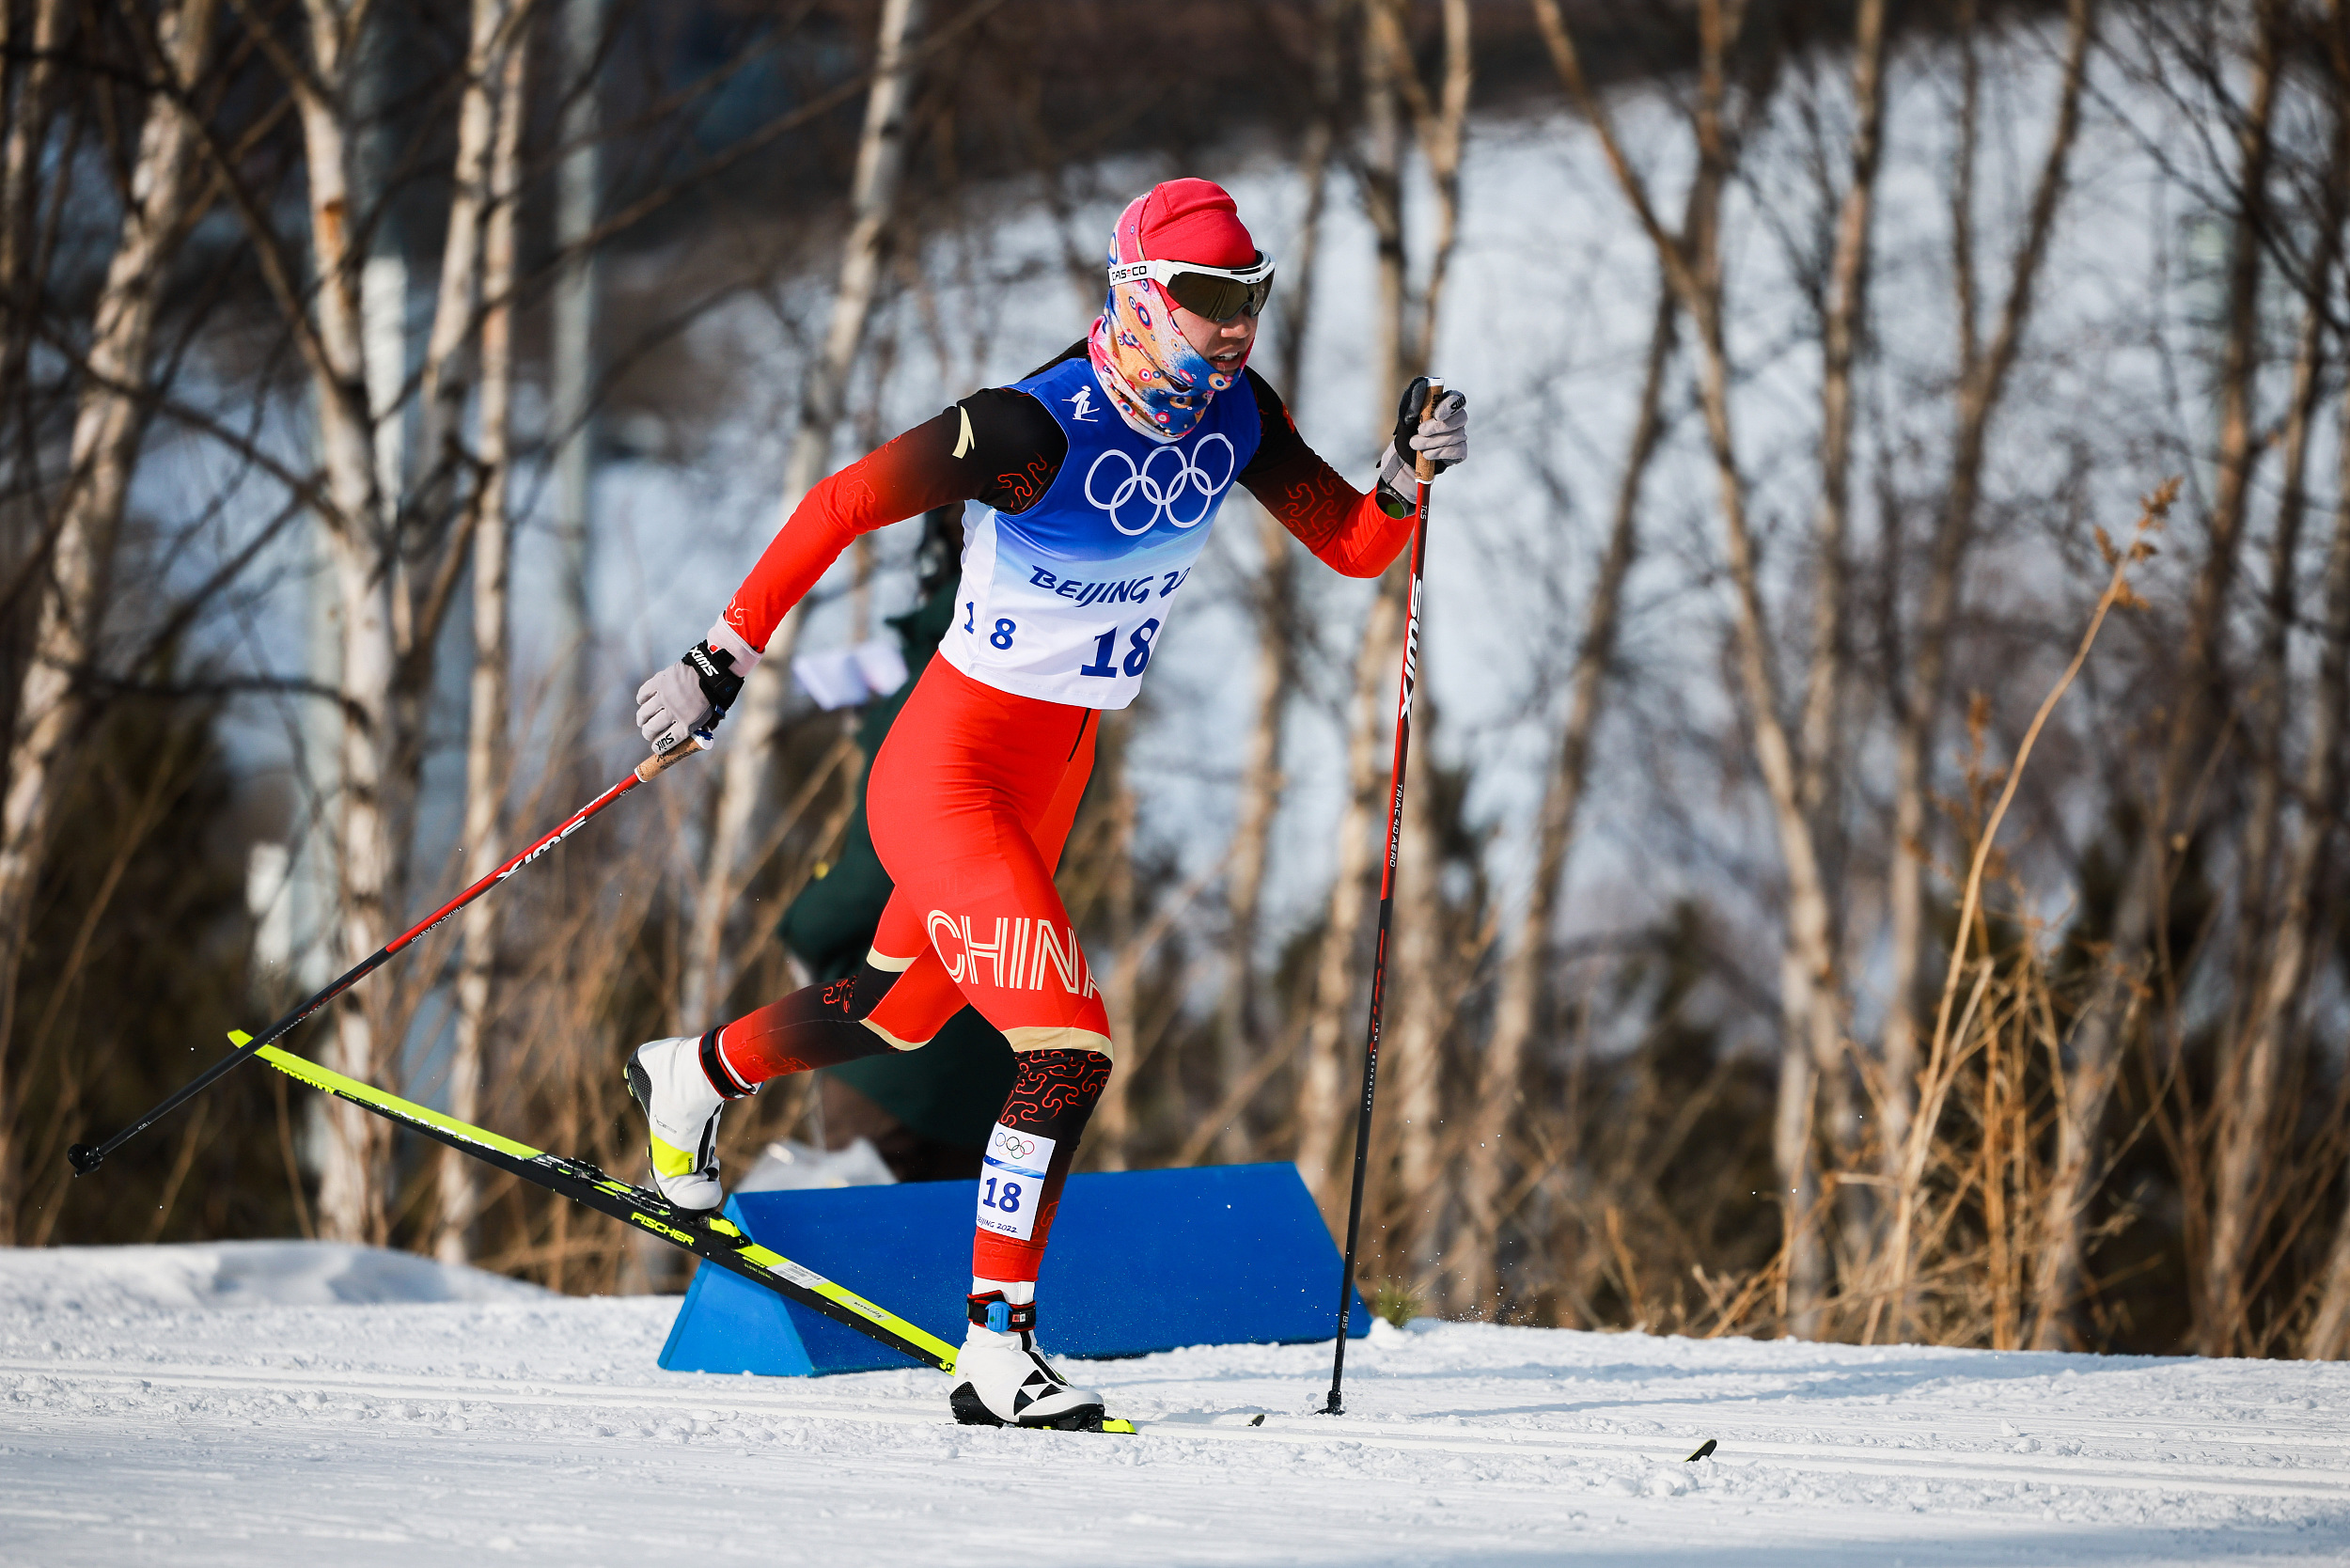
[1324,380,1442,1418]
[66,731,711,1177]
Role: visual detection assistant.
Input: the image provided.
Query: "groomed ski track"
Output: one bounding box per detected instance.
[7,1247,2350,1564]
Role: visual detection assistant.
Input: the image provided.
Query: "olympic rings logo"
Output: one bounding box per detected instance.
[1083,433,1236,536]
[994,1131,1037,1159]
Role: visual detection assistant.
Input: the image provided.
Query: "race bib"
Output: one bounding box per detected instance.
[936,356,1259,712]
[975,1122,1056,1243]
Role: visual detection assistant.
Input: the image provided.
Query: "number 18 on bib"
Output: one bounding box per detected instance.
[977,1122,1057,1242]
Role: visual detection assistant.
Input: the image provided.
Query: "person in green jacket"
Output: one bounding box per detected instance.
[777,505,1015,1183]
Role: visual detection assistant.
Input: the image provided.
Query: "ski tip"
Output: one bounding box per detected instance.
[1098,1418,1137,1435]
[227,1029,254,1046]
[1685,1437,1717,1462]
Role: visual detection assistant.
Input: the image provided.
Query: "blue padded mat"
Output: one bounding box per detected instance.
[660,1162,1370,1376]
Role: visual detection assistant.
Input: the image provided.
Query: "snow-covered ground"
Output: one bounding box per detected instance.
[5,1244,2349,1566]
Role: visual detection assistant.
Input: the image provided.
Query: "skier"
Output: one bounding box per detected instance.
[627,178,1469,1429]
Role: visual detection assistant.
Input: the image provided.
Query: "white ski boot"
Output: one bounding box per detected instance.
[624,1034,742,1212]
[949,1292,1105,1431]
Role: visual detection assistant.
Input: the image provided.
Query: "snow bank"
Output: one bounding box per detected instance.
[0,1240,552,1315]
[8,1243,2350,1565]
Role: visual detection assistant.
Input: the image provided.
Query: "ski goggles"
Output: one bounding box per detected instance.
[1107,253,1277,321]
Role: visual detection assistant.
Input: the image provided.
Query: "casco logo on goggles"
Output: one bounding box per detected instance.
[1107,253,1277,321]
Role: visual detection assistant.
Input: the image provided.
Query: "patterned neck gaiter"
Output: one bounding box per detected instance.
[1086,195,1246,444]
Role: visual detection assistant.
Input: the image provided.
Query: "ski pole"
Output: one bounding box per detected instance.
[1324,380,1441,1418]
[66,731,713,1177]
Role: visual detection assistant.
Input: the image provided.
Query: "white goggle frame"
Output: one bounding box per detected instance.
[1105,253,1277,320]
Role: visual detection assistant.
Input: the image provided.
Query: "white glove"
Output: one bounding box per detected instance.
[634,621,760,754]
[1375,376,1468,508]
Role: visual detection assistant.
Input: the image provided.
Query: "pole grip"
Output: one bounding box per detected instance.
[635,729,711,782]
[1413,379,1444,484]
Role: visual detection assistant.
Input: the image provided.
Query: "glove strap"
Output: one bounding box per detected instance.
[1374,444,1416,517]
[684,640,746,715]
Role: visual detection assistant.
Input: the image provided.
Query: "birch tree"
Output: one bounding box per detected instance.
[1449,282,1673,1318]
[1792,0,1888,1237]
[2203,0,2348,1356]
[205,0,408,1242]
[2034,0,2266,1351]
[1537,0,1861,1332]
[409,0,529,554]
[684,0,925,1029]
[1879,0,2093,1232]
[1293,589,1403,1197]
[377,0,539,897]
[0,0,68,411]
[0,0,221,1245]
[439,16,529,1264]
[1284,0,1418,1194]
[2273,407,2350,1356]
[1368,0,1468,1282]
[1214,0,1347,1164]
[548,0,603,695]
[1292,0,1467,1211]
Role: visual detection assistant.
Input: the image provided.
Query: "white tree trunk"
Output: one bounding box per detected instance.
[2206,2,2347,1357]
[1377,0,1471,1309]
[1794,0,1886,1240]
[0,0,68,396]
[1211,5,1347,1168]
[2206,301,2331,1352]
[295,0,400,1246]
[1293,580,1404,1200]
[549,0,603,696]
[1657,15,1843,1343]
[683,0,924,1029]
[361,256,405,519]
[1385,732,1446,1293]
[1450,288,1670,1317]
[2034,0,2258,1351]
[1214,500,1295,1161]
[1292,0,1419,1210]
[1359,0,1408,422]
[1531,0,1846,1332]
[413,0,524,522]
[1794,0,1885,822]
[1706,293,1842,1339]
[2269,402,2350,1355]
[0,0,220,1246]
[1878,0,2090,1341]
[438,24,527,1265]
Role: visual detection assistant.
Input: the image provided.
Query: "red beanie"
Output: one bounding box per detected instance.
[1134,178,1257,268]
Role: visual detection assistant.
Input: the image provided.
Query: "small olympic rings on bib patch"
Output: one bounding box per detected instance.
[1083,432,1237,536]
